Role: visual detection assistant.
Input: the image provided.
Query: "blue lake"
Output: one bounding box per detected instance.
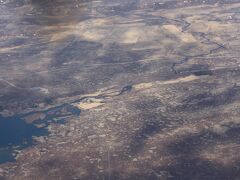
[0,104,81,164]
[0,115,48,164]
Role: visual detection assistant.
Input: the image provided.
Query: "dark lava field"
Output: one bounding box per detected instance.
[0,0,240,179]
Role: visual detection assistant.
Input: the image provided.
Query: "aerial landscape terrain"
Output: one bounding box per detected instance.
[0,0,240,179]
